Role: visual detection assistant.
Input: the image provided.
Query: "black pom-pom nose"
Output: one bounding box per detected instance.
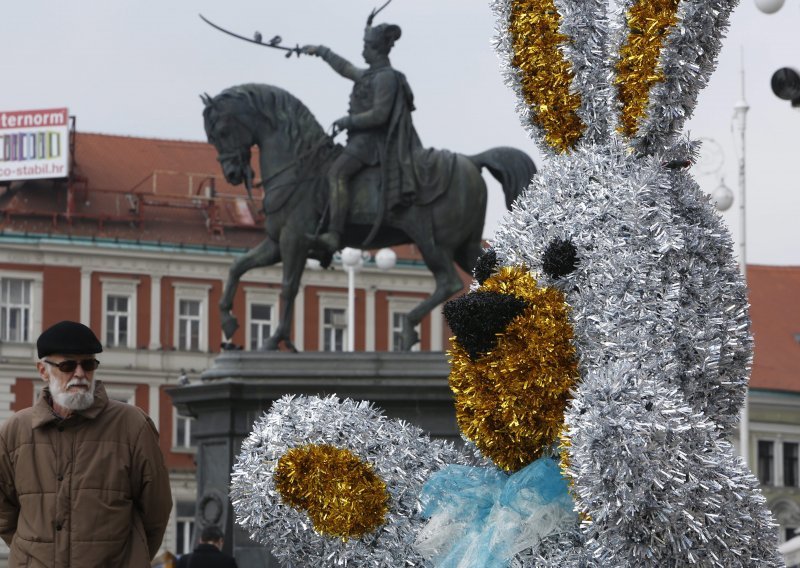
[542,238,578,279]
[473,248,498,285]
[443,291,528,359]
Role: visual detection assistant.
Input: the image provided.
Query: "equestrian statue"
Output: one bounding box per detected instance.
[201,15,536,351]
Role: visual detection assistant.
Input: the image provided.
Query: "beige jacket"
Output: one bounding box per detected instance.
[0,381,172,567]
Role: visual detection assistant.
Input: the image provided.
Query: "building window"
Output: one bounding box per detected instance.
[390,311,421,352]
[172,283,211,352]
[0,278,31,343]
[787,527,799,543]
[245,287,279,351]
[101,278,138,350]
[175,502,195,556]
[178,300,201,351]
[785,442,799,488]
[174,410,197,450]
[388,297,422,352]
[104,385,136,405]
[249,303,274,350]
[391,312,404,352]
[323,307,346,352]
[105,295,130,348]
[758,440,775,486]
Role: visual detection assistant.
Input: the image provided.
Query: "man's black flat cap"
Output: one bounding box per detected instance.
[37,321,103,359]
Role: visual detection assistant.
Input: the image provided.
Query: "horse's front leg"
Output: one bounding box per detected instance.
[402,243,464,351]
[263,231,310,352]
[220,238,281,345]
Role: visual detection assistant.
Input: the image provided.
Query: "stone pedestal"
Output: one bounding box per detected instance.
[168,351,458,567]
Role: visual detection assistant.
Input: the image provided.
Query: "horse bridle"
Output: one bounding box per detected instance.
[256,132,333,190]
[211,104,337,192]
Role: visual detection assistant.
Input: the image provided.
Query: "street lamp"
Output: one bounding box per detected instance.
[375,248,397,271]
[700,80,749,467]
[771,68,800,107]
[755,0,785,14]
[732,66,751,469]
[711,178,734,212]
[340,248,367,352]
[339,247,397,352]
[732,97,749,279]
[754,0,800,108]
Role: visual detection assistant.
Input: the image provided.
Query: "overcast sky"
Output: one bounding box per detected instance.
[2,0,798,265]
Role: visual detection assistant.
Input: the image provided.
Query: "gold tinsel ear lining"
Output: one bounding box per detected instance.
[448,267,579,472]
[274,444,390,540]
[616,0,681,138]
[509,0,585,152]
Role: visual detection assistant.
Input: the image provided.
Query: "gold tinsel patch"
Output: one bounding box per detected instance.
[448,266,579,472]
[509,0,585,152]
[274,444,389,540]
[616,0,681,138]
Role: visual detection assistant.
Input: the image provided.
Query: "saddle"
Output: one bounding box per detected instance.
[347,147,457,226]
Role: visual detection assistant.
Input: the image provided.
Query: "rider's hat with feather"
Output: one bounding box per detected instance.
[230,0,784,566]
[363,23,401,53]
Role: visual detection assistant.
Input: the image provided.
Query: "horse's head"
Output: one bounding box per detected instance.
[202,92,257,194]
[202,84,331,198]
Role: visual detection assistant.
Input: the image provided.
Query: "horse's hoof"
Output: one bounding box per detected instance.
[401,317,420,351]
[263,336,281,351]
[319,251,334,269]
[221,313,240,339]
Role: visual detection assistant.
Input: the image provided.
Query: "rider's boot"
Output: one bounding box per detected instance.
[316,178,348,254]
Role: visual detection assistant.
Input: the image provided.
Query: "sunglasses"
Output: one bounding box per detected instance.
[43,358,100,373]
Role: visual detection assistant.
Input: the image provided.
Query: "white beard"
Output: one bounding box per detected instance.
[49,377,96,411]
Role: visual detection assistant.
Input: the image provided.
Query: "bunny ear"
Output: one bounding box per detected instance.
[614,0,738,154]
[493,0,611,154]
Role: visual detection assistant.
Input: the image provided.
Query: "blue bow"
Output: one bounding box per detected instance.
[417,457,576,568]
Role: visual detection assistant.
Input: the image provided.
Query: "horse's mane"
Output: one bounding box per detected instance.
[209,83,330,158]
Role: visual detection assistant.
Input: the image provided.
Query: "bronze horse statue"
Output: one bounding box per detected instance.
[202,83,536,351]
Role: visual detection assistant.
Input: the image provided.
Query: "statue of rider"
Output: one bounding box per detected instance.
[302,22,422,254]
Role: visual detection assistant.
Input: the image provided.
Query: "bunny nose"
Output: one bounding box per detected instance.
[444,291,529,359]
[445,266,578,472]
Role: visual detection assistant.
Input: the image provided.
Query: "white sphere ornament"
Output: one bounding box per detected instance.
[375,248,397,271]
[712,180,734,212]
[755,0,785,14]
[340,247,363,268]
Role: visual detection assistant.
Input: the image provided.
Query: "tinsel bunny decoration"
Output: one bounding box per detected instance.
[230,0,784,566]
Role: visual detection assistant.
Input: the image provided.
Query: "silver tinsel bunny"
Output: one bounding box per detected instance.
[230,0,784,566]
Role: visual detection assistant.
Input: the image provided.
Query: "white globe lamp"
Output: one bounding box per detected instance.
[712,179,734,212]
[340,247,364,268]
[375,248,397,271]
[755,0,785,14]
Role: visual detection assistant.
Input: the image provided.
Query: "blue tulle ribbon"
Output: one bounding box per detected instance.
[418,457,575,568]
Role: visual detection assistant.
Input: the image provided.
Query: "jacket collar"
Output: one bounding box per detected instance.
[32,381,109,429]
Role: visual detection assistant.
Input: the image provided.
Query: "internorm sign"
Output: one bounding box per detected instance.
[0,108,70,182]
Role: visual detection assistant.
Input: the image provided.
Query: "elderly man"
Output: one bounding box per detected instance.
[0,320,172,567]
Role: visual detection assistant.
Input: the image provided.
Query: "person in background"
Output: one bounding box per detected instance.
[177,525,238,568]
[0,320,172,566]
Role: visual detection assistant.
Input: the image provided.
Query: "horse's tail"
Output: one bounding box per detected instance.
[468,147,537,210]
